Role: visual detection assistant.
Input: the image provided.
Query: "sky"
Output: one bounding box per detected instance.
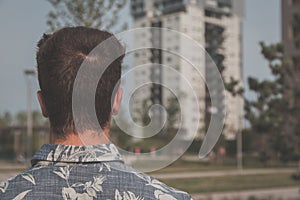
[0,0,281,114]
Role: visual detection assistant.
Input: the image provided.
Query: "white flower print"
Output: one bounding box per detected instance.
[22,173,36,185]
[134,172,187,195]
[115,189,122,200]
[53,146,64,160]
[109,144,119,155]
[154,190,177,200]
[38,144,122,163]
[46,150,54,161]
[84,181,97,198]
[76,192,93,199]
[62,187,94,200]
[103,163,111,171]
[61,187,76,200]
[114,189,144,200]
[53,167,70,180]
[62,187,77,200]
[0,181,9,193]
[12,189,32,200]
[60,172,106,199]
[134,172,169,193]
[146,179,170,193]
[1,144,192,200]
[92,175,106,192]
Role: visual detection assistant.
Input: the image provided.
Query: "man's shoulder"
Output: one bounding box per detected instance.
[0,163,193,200]
[0,165,64,199]
[136,172,192,200]
[116,164,192,199]
[0,168,36,199]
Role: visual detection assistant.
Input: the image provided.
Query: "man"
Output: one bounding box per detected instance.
[0,27,192,199]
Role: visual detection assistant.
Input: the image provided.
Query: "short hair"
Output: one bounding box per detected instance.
[36,27,125,138]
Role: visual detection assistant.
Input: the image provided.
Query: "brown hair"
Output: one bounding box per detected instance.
[36,26,125,138]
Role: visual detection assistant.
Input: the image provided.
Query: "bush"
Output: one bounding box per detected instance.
[291,171,300,181]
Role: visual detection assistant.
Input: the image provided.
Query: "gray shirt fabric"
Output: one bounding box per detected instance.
[0,143,192,200]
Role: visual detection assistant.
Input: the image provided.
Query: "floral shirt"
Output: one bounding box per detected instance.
[0,143,192,200]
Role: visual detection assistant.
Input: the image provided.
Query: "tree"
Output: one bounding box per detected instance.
[15,112,27,126]
[46,0,128,32]
[0,111,49,128]
[0,111,49,160]
[245,41,300,161]
[0,112,12,127]
[165,96,180,133]
[134,96,181,140]
[135,99,151,127]
[32,111,50,126]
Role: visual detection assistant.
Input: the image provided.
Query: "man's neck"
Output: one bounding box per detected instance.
[51,129,110,146]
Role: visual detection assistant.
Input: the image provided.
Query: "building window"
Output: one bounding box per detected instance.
[293,57,300,67]
[292,0,300,6]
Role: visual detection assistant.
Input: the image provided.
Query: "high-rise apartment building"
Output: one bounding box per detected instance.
[282,0,300,66]
[130,0,244,140]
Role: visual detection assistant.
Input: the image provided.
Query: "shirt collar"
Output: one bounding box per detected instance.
[31,143,123,166]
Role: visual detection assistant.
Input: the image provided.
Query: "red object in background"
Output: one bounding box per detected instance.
[135,147,141,155]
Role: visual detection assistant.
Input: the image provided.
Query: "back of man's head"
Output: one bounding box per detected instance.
[36,27,125,138]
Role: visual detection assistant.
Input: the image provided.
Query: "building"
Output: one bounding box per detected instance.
[282,0,300,67]
[130,0,244,140]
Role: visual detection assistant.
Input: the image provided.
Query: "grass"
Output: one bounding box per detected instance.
[148,159,236,174]
[147,158,298,174]
[161,173,300,194]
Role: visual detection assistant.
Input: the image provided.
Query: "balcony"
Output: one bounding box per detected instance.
[205,0,232,17]
[154,0,187,15]
[130,0,146,18]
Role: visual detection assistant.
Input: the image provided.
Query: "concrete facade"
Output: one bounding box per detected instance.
[130,0,244,140]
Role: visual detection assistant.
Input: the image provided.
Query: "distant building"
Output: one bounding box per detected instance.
[0,126,49,161]
[130,0,244,140]
[282,0,300,67]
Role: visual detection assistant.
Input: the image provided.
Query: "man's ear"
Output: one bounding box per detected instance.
[112,87,123,115]
[37,91,49,118]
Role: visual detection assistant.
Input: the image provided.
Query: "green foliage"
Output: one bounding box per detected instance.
[0,127,15,159]
[14,111,49,127]
[291,171,300,181]
[187,139,203,154]
[224,77,244,97]
[0,112,12,127]
[135,95,181,140]
[46,0,128,32]
[0,111,49,160]
[110,126,132,149]
[165,96,180,132]
[245,40,300,161]
[0,111,47,127]
[135,98,151,127]
[15,112,27,126]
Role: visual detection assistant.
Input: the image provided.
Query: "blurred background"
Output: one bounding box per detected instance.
[0,0,300,199]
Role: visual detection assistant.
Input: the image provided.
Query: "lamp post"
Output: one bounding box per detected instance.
[24,69,35,164]
[237,114,243,170]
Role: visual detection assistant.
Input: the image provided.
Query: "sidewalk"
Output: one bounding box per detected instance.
[151,168,295,179]
[0,161,27,171]
[192,187,300,200]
